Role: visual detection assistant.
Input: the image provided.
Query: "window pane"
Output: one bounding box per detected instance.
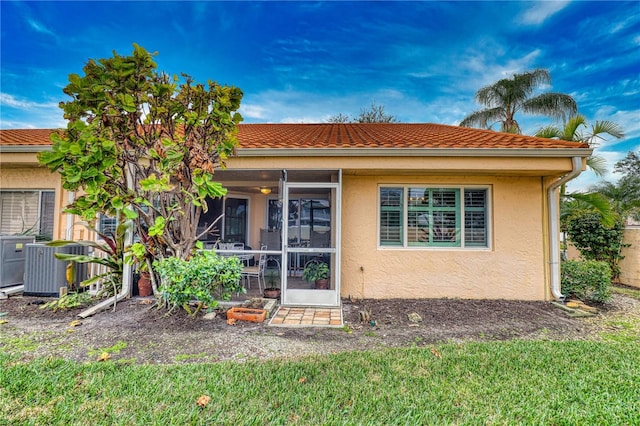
[464,189,488,247]
[288,200,300,244]
[465,190,486,208]
[39,191,55,240]
[99,215,118,237]
[432,189,457,207]
[381,188,402,207]
[267,199,282,230]
[407,188,459,246]
[224,198,247,244]
[197,197,223,242]
[407,210,429,244]
[380,188,403,245]
[433,211,458,242]
[408,187,428,207]
[380,210,402,244]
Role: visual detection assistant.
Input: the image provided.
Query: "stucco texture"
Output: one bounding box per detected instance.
[340,174,547,301]
[619,228,640,288]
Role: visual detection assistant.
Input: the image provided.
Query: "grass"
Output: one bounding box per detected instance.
[1,340,639,425]
[596,286,640,344]
[87,340,128,358]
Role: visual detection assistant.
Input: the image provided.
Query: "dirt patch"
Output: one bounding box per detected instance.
[0,294,637,365]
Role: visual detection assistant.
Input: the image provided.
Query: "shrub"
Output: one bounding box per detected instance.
[561,260,612,303]
[153,251,245,316]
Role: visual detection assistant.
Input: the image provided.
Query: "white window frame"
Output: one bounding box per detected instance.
[377,185,492,250]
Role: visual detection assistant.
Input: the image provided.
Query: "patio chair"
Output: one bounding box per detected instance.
[241,244,267,292]
[260,228,281,270]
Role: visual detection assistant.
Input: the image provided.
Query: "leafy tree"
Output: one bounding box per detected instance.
[595,151,640,221]
[614,150,640,177]
[460,68,577,134]
[39,44,243,279]
[565,211,627,281]
[327,102,397,123]
[355,102,397,123]
[326,112,351,123]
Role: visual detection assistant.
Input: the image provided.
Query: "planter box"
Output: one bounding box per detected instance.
[226,307,267,323]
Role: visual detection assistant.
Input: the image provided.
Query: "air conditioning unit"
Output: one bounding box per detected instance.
[0,235,35,288]
[24,243,88,296]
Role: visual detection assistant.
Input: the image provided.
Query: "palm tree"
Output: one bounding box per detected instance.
[535,114,624,177]
[538,114,625,228]
[593,180,640,221]
[460,69,577,134]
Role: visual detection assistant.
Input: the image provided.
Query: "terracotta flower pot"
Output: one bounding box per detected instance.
[263,287,281,299]
[315,278,329,289]
[138,272,152,297]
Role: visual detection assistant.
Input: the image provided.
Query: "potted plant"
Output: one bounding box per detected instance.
[263,269,281,299]
[302,261,330,289]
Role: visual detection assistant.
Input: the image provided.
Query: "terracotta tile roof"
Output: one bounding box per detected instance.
[0,129,59,146]
[236,123,589,149]
[0,123,588,150]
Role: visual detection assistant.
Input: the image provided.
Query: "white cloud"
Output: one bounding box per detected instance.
[610,15,637,34]
[0,93,58,110]
[519,1,570,25]
[239,104,269,120]
[0,93,63,129]
[27,18,56,37]
[454,48,542,92]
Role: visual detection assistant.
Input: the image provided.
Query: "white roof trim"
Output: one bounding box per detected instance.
[0,145,52,153]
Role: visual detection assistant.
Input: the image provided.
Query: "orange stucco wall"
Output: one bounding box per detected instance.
[340,174,548,301]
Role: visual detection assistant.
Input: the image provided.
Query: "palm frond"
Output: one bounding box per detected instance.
[535,125,562,139]
[586,155,608,177]
[561,114,587,141]
[512,68,551,97]
[522,93,577,122]
[563,191,615,227]
[586,120,625,146]
[459,107,504,129]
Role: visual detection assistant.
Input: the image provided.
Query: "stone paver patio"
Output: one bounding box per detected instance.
[269,306,343,327]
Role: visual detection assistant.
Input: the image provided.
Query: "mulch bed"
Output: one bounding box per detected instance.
[1,294,630,364]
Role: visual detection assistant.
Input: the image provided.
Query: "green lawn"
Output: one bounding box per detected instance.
[2,340,639,425]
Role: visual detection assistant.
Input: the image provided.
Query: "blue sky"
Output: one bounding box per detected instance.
[1,1,638,191]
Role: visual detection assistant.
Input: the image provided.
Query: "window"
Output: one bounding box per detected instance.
[0,190,55,240]
[98,214,118,237]
[224,198,248,244]
[379,186,489,248]
[195,196,248,244]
